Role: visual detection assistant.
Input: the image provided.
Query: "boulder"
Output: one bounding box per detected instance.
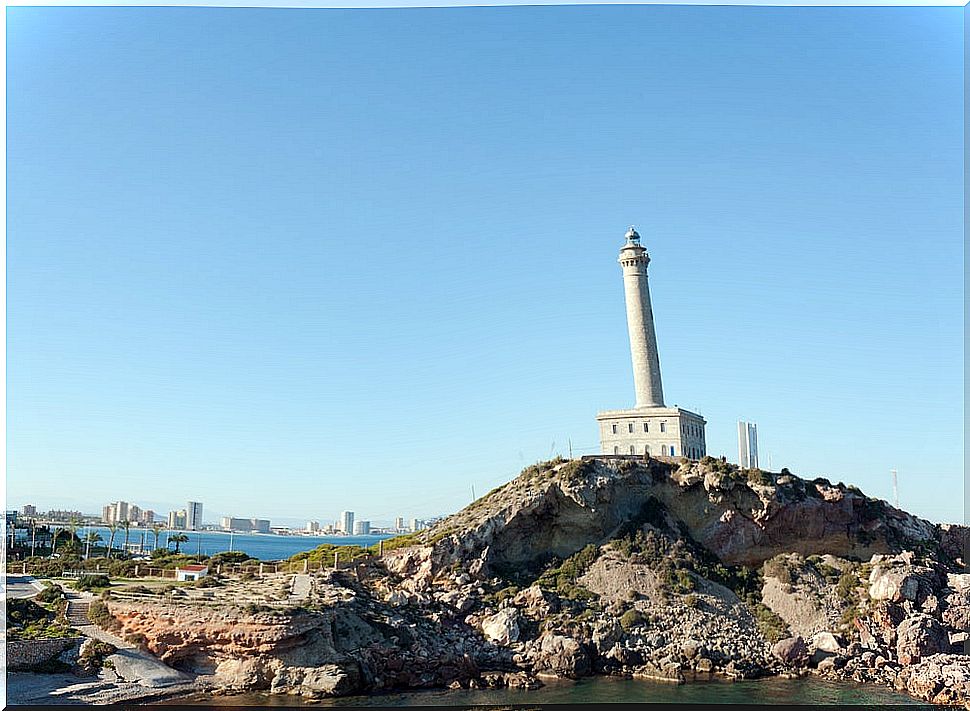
[481,608,520,646]
[896,614,948,665]
[771,636,808,666]
[811,631,843,654]
[531,634,591,678]
[271,663,360,697]
[868,566,919,603]
[511,585,558,617]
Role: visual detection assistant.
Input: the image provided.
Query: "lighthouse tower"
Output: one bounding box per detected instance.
[619,227,665,408]
[596,226,707,460]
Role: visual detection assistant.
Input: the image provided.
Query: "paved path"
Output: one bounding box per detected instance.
[65,590,190,688]
[5,575,46,599]
[290,573,312,601]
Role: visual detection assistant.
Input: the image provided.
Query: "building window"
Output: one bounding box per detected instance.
[614,446,619,455]
[660,422,666,433]
[628,423,634,433]
[671,446,676,456]
[612,424,617,434]
[662,445,668,455]
[630,445,635,454]
[643,423,649,432]
[645,445,650,454]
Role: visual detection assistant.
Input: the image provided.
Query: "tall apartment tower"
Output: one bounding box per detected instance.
[340,511,355,534]
[186,501,203,531]
[738,421,759,469]
[597,227,707,459]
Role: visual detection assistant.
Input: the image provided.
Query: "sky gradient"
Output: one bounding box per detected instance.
[7,5,964,527]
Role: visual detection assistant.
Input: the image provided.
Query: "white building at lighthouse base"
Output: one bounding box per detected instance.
[597,406,707,460]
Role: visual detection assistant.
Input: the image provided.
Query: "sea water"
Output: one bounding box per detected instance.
[170,675,931,707]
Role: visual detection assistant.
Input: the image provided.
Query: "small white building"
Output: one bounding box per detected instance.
[175,564,209,582]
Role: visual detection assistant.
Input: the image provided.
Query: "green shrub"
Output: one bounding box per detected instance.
[87,599,122,632]
[73,574,111,592]
[619,608,645,632]
[684,594,700,608]
[194,574,224,588]
[746,469,772,486]
[836,571,858,602]
[763,557,795,585]
[35,582,66,604]
[751,603,789,643]
[536,544,600,601]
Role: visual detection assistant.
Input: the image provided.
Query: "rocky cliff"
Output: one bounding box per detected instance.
[94,456,968,704]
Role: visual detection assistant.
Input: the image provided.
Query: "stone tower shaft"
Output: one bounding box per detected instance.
[619,227,664,408]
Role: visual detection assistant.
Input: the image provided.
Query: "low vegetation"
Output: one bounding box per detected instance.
[7,598,77,640]
[535,544,600,601]
[87,599,122,632]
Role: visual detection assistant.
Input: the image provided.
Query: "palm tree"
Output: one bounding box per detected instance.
[150,524,165,551]
[106,523,120,559]
[120,520,131,558]
[84,531,102,559]
[168,533,189,554]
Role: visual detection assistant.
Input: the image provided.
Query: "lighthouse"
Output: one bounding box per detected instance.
[596,226,707,460]
[619,226,665,408]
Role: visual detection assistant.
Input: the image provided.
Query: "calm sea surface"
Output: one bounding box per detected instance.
[170,676,931,707]
[74,525,393,561]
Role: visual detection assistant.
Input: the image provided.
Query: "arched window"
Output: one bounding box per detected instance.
[629,445,635,454]
[614,446,619,455]
[612,424,618,434]
[662,445,668,456]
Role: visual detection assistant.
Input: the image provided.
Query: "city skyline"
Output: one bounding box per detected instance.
[7,6,963,524]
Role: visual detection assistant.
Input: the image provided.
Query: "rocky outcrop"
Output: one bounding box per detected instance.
[88,458,966,706]
[388,458,936,581]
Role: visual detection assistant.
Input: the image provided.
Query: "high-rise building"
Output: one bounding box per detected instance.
[168,509,187,530]
[597,227,707,459]
[410,518,426,532]
[738,421,759,469]
[352,520,371,535]
[339,511,355,534]
[250,519,271,534]
[186,501,203,531]
[21,504,37,518]
[306,521,320,533]
[394,517,406,531]
[141,509,155,525]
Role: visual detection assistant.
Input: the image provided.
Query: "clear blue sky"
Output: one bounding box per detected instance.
[7,5,964,527]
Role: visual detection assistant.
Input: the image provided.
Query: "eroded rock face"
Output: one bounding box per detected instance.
[896,615,948,665]
[406,459,936,578]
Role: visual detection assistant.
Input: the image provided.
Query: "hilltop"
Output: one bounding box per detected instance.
[80,456,968,705]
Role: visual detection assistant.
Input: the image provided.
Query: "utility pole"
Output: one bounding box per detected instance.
[892,469,899,508]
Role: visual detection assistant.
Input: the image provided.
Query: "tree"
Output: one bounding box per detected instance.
[150,524,165,551]
[168,533,189,554]
[106,523,119,559]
